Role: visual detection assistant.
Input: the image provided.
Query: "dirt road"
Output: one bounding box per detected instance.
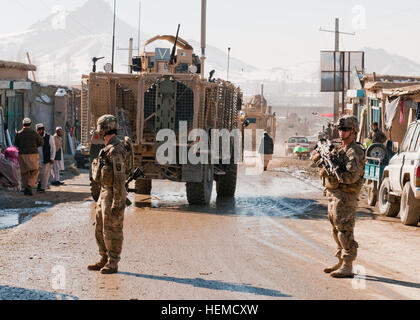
[0,158,419,300]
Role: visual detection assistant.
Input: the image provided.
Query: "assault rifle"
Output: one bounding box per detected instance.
[313,139,344,181]
[125,167,146,207]
[126,167,145,193]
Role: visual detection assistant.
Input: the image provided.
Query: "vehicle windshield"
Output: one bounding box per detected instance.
[289,137,308,143]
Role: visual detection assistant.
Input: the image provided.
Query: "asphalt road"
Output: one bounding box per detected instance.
[0,161,419,300]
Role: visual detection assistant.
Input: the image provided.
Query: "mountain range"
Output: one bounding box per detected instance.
[1,0,420,105]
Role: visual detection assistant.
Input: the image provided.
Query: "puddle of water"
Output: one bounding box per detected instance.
[0,207,51,230]
[132,192,317,219]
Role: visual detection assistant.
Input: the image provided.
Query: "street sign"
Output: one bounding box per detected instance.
[320,51,364,92]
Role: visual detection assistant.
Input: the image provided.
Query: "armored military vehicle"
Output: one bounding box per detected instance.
[241,93,277,151]
[81,33,243,205]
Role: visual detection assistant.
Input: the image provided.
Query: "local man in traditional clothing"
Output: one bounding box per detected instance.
[368,122,387,144]
[36,123,56,193]
[259,132,274,171]
[51,127,65,186]
[14,118,44,196]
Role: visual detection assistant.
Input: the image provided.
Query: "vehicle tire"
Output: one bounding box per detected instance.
[378,178,400,217]
[135,179,152,195]
[91,180,101,202]
[216,164,237,198]
[399,182,420,226]
[186,165,214,205]
[367,182,377,206]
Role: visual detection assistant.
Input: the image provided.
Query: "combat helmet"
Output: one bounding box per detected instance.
[97,115,119,135]
[337,115,359,133]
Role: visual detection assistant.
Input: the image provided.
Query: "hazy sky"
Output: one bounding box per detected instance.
[1,0,420,70]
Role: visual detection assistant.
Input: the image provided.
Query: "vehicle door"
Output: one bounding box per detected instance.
[403,123,420,188]
[389,123,416,192]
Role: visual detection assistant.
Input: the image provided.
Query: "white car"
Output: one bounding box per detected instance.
[378,120,420,226]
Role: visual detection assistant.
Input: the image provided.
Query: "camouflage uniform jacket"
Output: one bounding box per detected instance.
[328,141,366,194]
[100,136,128,210]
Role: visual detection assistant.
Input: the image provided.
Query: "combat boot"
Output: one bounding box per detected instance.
[26,187,34,196]
[87,256,108,271]
[323,257,343,274]
[330,259,354,278]
[100,261,118,275]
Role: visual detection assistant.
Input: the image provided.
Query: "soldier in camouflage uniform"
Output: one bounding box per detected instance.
[88,115,128,275]
[312,115,366,278]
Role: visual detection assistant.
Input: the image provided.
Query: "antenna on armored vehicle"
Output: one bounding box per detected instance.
[169,24,181,66]
[92,57,105,72]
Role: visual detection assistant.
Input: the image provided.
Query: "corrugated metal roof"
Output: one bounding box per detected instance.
[362,73,420,82]
[364,81,420,90]
[388,84,420,97]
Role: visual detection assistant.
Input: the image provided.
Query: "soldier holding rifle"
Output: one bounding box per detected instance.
[311,116,366,278]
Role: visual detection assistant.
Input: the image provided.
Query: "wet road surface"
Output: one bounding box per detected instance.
[0,162,420,300]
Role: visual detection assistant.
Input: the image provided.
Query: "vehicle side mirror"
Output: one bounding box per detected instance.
[244,120,250,128]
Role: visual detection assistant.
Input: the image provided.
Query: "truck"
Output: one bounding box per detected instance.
[377,120,420,226]
[240,93,277,152]
[81,34,243,206]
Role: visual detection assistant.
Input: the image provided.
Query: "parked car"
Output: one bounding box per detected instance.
[285,136,310,158]
[378,120,420,226]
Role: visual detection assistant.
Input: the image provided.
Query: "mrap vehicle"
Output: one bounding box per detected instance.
[81,34,243,205]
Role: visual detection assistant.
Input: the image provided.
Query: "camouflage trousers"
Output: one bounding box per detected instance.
[95,186,125,265]
[327,190,359,261]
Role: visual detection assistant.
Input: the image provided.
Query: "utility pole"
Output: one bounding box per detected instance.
[138,1,141,56]
[320,18,355,122]
[128,38,133,74]
[261,83,264,113]
[111,0,117,73]
[26,52,37,82]
[227,47,231,81]
[201,0,207,81]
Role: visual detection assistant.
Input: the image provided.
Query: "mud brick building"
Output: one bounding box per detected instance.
[0,60,81,153]
[347,73,420,146]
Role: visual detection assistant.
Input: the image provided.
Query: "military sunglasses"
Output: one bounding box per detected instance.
[338,127,352,132]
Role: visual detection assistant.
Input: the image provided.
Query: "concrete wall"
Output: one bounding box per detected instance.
[54,95,68,131]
